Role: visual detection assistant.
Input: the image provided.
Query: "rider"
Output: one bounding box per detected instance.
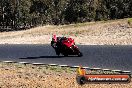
[51,34,67,55]
[51,34,67,48]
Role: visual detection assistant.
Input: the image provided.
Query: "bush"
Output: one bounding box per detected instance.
[128,18,132,27]
[0,0,132,32]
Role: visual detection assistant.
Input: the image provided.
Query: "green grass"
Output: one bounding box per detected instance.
[128,18,132,26]
[0,62,123,75]
[59,18,127,29]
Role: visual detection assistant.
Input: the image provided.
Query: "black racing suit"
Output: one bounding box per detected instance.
[51,37,67,55]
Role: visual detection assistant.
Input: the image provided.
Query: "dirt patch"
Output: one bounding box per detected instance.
[0,62,131,88]
[0,19,132,45]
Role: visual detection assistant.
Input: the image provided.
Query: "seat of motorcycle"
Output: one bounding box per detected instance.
[57,37,67,42]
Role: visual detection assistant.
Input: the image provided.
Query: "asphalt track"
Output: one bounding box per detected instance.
[0,44,132,72]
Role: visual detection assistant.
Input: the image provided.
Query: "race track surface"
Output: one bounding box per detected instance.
[0,44,132,72]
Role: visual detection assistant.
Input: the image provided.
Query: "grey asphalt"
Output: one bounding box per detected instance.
[0,44,132,72]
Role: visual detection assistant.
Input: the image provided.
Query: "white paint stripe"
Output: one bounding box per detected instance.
[94,68,101,69]
[48,64,58,66]
[3,61,15,63]
[59,65,69,67]
[122,71,131,73]
[112,70,122,72]
[91,68,101,70]
[82,67,90,69]
[70,66,80,68]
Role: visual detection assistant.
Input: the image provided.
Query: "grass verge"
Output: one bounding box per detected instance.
[0,62,131,88]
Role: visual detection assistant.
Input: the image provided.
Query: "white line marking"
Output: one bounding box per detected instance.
[122,71,131,73]
[3,61,15,63]
[48,64,58,66]
[70,66,80,68]
[112,70,122,72]
[82,67,90,69]
[91,68,101,70]
[59,65,69,67]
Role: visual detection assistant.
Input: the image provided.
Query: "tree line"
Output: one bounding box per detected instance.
[0,0,132,31]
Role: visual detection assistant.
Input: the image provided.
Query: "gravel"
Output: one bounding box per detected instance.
[0,62,131,88]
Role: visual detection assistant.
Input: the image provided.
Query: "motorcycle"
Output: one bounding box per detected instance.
[51,35,83,57]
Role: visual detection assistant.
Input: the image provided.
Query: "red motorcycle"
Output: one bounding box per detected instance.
[51,35,83,57]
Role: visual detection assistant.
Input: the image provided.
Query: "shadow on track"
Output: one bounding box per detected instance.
[19,56,63,59]
[19,55,78,59]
